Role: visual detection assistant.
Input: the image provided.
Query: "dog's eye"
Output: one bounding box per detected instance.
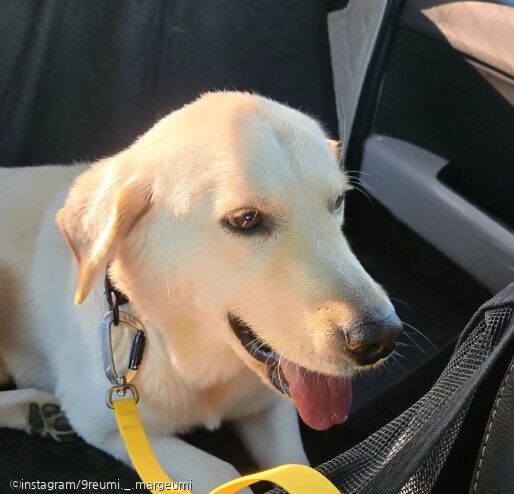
[334,194,344,213]
[227,209,263,230]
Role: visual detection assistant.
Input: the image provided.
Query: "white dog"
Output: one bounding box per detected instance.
[0,92,401,493]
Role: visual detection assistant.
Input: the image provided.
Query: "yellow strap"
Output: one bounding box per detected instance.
[113,398,191,494]
[210,464,340,494]
[113,397,340,494]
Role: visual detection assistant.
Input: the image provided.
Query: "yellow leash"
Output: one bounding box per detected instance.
[113,398,191,494]
[101,305,340,493]
[113,396,340,494]
[209,463,340,494]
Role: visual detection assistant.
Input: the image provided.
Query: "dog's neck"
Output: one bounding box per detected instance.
[92,269,270,430]
[98,264,247,393]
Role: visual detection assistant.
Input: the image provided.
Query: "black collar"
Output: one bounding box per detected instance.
[104,266,129,325]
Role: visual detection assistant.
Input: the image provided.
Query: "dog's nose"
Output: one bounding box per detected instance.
[343,311,402,366]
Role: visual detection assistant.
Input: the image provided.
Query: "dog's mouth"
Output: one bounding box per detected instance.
[229,313,352,431]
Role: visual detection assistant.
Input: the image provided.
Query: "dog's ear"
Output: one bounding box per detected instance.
[327,139,342,161]
[56,160,151,305]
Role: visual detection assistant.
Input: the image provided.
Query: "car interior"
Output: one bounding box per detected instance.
[0,1,513,493]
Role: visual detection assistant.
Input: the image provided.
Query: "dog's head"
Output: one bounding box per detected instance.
[57,92,402,430]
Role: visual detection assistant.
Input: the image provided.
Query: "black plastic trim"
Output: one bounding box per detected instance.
[344,0,406,171]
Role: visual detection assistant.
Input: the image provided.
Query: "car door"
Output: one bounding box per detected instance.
[330,0,514,296]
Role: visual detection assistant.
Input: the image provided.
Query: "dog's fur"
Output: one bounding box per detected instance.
[0,92,396,493]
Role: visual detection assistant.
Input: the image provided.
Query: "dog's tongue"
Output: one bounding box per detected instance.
[280,359,352,431]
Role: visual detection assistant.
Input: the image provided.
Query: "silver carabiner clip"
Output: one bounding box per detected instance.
[101,310,146,389]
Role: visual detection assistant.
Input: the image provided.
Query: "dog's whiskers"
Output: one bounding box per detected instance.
[401,329,427,353]
[347,180,373,205]
[390,353,407,375]
[346,170,370,177]
[389,296,413,311]
[282,341,310,388]
[276,353,288,395]
[243,337,264,356]
[346,175,369,187]
[396,341,414,348]
[403,321,437,350]
[403,332,427,353]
